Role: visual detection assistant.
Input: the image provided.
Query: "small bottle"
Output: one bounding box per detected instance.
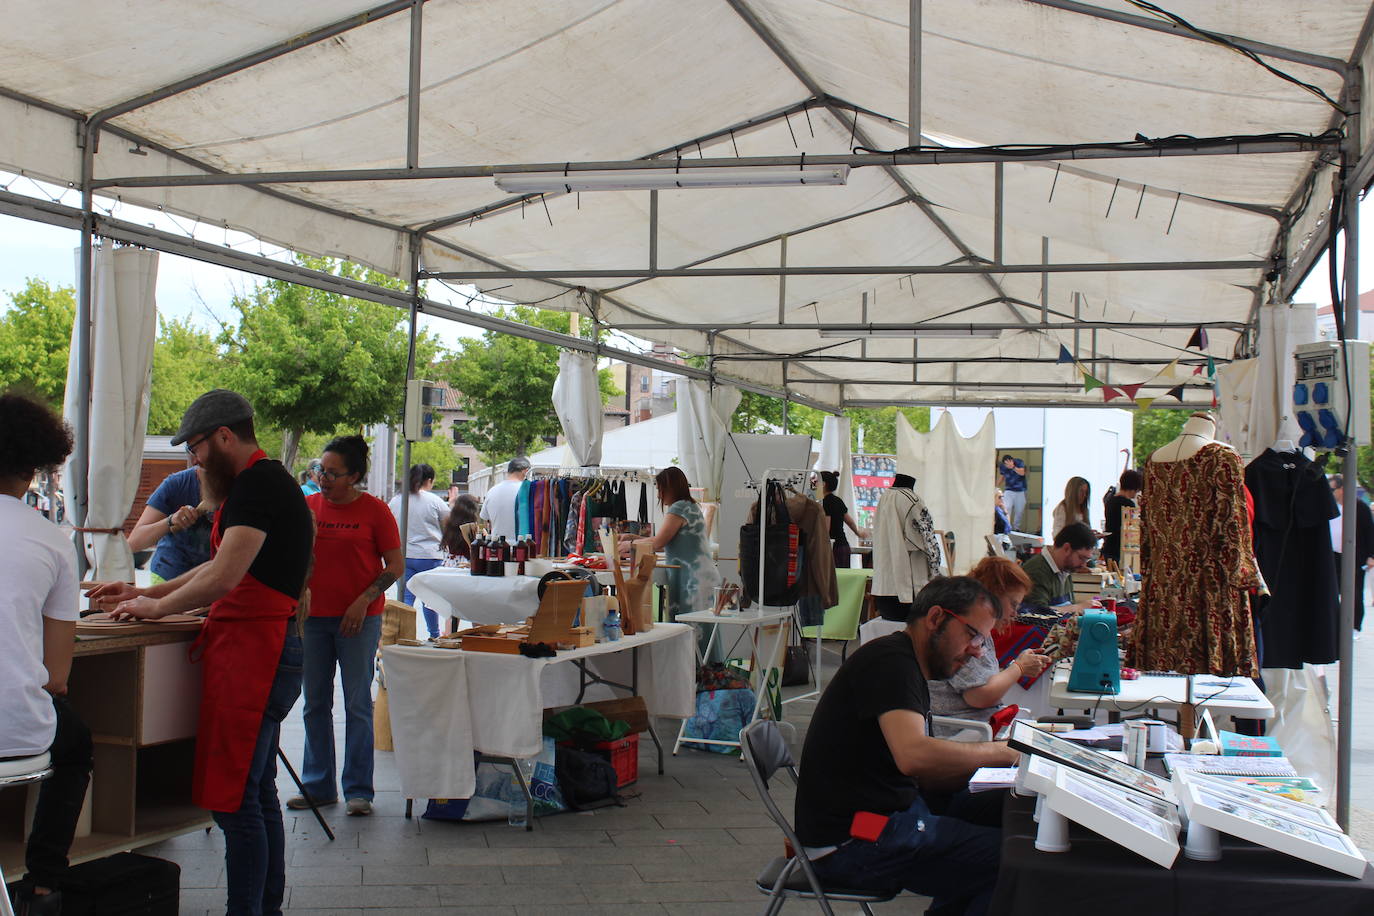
[489,538,504,577]
[497,535,510,563]
[513,537,528,575]
[469,534,487,576]
[603,609,622,642]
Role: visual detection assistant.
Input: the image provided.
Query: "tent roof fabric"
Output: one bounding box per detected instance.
[3,0,1371,407]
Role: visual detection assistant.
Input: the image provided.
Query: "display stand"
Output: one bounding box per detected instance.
[753,467,824,705]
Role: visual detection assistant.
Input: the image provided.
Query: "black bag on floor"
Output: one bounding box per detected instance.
[555,745,622,811]
[60,852,179,915]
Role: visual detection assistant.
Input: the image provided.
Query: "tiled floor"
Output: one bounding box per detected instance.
[140,627,1374,914]
[141,643,930,914]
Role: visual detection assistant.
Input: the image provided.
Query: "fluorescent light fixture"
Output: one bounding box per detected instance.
[493,166,849,193]
[817,327,1003,339]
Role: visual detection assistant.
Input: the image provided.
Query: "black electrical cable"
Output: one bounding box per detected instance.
[854,129,1342,159]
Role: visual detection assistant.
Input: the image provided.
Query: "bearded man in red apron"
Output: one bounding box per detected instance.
[92,390,313,916]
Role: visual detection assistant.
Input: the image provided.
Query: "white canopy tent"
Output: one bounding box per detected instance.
[3,0,1374,824]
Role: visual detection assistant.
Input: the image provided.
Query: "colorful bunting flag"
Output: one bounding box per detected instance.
[1102,386,1123,402]
[1120,383,1142,399]
[1135,397,1156,410]
[1187,326,1209,349]
[1206,356,1216,377]
[1057,345,1075,364]
[1083,374,1104,392]
[1165,384,1185,401]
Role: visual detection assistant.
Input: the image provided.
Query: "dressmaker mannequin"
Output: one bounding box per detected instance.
[1151,412,1231,463]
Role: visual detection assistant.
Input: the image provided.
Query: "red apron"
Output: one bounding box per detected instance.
[190,450,299,813]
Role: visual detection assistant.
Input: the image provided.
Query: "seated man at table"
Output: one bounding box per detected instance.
[795,576,1019,916]
[1019,523,1096,609]
[0,393,93,916]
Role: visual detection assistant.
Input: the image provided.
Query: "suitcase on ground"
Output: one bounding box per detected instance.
[60,852,179,915]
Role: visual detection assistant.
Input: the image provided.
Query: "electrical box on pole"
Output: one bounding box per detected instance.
[1293,340,1370,450]
[403,378,444,442]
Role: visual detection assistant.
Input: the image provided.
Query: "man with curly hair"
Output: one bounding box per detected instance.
[0,392,93,916]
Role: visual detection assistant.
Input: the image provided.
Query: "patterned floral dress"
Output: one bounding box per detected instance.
[1127,442,1260,676]
[663,499,720,618]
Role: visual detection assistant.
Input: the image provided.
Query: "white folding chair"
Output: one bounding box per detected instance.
[0,752,53,916]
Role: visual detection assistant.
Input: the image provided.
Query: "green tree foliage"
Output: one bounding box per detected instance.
[147,317,224,435]
[846,406,931,454]
[220,256,441,469]
[401,438,461,490]
[1132,408,1190,465]
[724,390,929,455]
[443,306,620,465]
[0,278,76,409]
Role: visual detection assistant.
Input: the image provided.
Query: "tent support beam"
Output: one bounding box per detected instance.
[89,139,1340,189]
[425,259,1267,280]
[83,0,416,147]
[845,398,1213,409]
[1021,0,1348,74]
[711,353,1228,366]
[612,320,1245,332]
[908,0,921,146]
[795,379,1200,390]
[406,0,423,168]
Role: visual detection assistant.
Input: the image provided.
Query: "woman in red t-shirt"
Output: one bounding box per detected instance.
[294,435,402,816]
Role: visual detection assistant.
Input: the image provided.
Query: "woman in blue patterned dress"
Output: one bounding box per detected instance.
[623,467,720,619]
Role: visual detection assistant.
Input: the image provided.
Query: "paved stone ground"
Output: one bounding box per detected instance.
[141,626,1374,914]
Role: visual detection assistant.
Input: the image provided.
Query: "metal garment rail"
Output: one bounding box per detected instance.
[753,468,825,707]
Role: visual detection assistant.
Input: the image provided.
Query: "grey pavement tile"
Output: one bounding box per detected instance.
[288,884,441,909]
[683,844,778,867]
[513,906,667,916]
[606,826,742,846]
[499,863,643,885]
[410,822,495,847]
[485,828,614,847]
[363,864,494,885]
[608,800,708,816]
[540,813,664,832]
[173,860,224,888]
[653,811,773,829]
[365,909,517,916]
[178,888,226,912]
[633,857,761,883]
[726,826,782,846]
[289,844,419,867]
[427,846,563,867]
[286,864,363,886]
[551,845,689,866]
[438,885,590,907]
[581,880,759,904]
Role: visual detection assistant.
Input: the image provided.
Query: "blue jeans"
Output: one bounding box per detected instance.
[213,631,302,916]
[301,614,382,802]
[810,797,1001,916]
[403,556,444,637]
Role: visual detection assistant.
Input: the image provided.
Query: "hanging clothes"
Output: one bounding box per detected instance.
[871,485,942,605]
[1128,443,1261,677]
[1245,448,1340,668]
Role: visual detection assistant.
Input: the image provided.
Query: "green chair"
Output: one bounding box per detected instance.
[802,568,870,660]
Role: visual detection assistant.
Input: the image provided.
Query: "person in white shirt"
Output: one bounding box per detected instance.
[389,463,451,638]
[0,393,93,915]
[479,456,530,541]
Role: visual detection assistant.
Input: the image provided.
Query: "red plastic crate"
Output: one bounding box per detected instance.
[588,733,639,788]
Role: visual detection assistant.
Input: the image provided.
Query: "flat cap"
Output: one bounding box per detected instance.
[171,389,254,445]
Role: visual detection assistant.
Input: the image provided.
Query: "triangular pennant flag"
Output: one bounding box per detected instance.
[1165,384,1185,401]
[1120,383,1142,399]
[1057,345,1075,364]
[1206,356,1216,377]
[1187,326,1209,349]
[1135,397,1156,410]
[1193,364,1205,376]
[1157,357,1181,383]
[1211,392,1219,408]
[1102,386,1123,402]
[1083,374,1104,392]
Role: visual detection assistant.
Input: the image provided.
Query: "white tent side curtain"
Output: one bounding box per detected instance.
[0,1,1372,401]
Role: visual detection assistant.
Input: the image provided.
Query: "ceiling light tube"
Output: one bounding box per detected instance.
[816,327,1003,339]
[494,166,849,193]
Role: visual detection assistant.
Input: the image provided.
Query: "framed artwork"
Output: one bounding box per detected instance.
[1021,753,1181,828]
[1175,771,1339,834]
[1045,765,1180,869]
[1009,720,1176,803]
[1176,778,1368,879]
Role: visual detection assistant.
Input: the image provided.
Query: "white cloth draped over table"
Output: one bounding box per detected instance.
[382,623,696,800]
[63,246,159,582]
[552,350,604,467]
[897,410,996,575]
[676,380,740,502]
[406,567,541,626]
[814,414,856,513]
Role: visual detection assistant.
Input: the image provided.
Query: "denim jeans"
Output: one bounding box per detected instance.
[403,557,444,637]
[23,695,93,891]
[1002,489,1026,532]
[301,614,382,802]
[810,797,1001,916]
[212,631,302,916]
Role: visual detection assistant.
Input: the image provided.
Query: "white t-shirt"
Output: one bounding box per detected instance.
[480,478,521,540]
[389,489,451,560]
[0,494,79,756]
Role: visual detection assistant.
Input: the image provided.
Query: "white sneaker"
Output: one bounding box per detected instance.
[346,798,373,816]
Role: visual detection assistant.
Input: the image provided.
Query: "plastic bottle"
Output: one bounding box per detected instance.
[603,609,622,642]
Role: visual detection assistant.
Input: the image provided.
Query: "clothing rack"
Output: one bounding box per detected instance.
[529,465,655,482]
[755,468,824,707]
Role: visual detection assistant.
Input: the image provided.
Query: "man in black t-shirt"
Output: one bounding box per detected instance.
[795,576,1016,916]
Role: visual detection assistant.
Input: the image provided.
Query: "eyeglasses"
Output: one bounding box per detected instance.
[184,432,213,455]
[319,467,354,482]
[941,608,992,646]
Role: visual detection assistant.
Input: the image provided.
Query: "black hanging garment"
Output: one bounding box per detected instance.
[739,480,805,607]
[1245,449,1340,668]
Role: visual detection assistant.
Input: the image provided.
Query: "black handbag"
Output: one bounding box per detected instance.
[739,481,805,607]
[781,620,812,687]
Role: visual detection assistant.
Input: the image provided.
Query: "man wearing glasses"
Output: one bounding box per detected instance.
[87,389,314,916]
[794,577,1017,916]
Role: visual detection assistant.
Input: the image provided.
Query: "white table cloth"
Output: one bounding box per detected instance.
[1047,664,1274,721]
[382,622,695,800]
[406,567,541,625]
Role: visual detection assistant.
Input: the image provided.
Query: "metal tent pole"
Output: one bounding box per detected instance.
[397,235,421,605]
[908,0,921,147]
[70,131,96,576]
[1335,138,1360,832]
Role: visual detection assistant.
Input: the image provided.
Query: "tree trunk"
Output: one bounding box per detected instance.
[281,427,303,472]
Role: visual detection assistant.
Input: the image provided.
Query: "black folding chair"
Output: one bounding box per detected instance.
[738,719,897,915]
